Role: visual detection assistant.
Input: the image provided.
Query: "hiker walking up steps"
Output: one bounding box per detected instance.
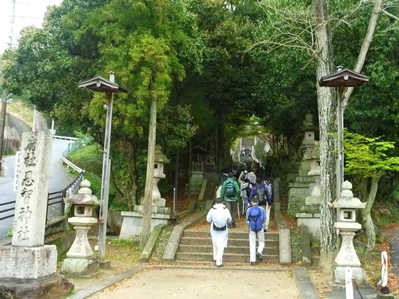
[263,177,273,231]
[246,197,266,266]
[221,172,240,228]
[206,198,232,267]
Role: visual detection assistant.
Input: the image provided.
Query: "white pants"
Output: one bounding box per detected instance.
[249,230,265,262]
[265,203,271,229]
[259,203,271,229]
[213,244,225,266]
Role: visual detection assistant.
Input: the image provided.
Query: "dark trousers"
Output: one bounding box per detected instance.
[225,201,237,226]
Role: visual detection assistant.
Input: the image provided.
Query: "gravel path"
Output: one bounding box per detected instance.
[87,266,300,299]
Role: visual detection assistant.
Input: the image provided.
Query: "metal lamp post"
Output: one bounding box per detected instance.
[0,93,13,172]
[320,68,369,286]
[78,73,128,266]
[319,67,369,197]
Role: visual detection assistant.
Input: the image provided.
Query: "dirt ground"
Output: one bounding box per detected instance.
[87,266,301,299]
[65,238,143,293]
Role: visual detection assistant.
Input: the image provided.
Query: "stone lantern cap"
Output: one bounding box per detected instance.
[333,180,366,209]
[65,179,100,205]
[155,145,170,164]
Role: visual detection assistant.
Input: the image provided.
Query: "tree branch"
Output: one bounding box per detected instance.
[342,0,383,108]
[381,9,399,21]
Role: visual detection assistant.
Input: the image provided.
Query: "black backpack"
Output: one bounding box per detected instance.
[241,182,252,198]
[255,187,267,205]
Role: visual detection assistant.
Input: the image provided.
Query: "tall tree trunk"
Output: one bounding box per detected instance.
[141,96,157,248]
[313,0,338,271]
[362,175,380,256]
[216,109,225,171]
[126,139,139,209]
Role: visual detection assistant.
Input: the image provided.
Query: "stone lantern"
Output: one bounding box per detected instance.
[332,180,366,285]
[61,179,100,276]
[119,146,176,239]
[152,145,170,208]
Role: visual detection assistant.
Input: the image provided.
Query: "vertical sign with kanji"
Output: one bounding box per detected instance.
[13,151,21,192]
[12,131,52,247]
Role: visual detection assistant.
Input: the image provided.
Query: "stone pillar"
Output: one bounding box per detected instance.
[288,113,318,215]
[296,142,321,240]
[61,179,100,276]
[0,131,73,299]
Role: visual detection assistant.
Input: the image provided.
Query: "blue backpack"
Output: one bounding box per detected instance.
[224,180,235,198]
[249,206,263,232]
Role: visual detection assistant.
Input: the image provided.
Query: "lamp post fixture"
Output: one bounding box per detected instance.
[0,93,13,172]
[78,73,128,266]
[319,67,369,285]
[319,67,369,198]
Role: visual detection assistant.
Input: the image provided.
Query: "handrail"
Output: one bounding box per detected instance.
[59,156,83,173]
[53,135,78,141]
[0,202,15,221]
[0,200,15,207]
[45,171,84,223]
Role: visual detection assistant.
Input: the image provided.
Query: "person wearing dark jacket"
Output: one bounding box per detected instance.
[249,177,266,207]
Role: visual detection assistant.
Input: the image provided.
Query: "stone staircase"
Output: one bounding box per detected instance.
[175,229,279,264]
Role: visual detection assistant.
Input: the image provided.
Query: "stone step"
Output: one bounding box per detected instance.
[183,230,279,240]
[180,237,278,247]
[175,252,279,263]
[178,244,279,255]
[176,228,280,264]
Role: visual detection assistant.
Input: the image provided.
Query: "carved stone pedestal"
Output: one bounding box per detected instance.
[0,245,73,299]
[120,205,176,239]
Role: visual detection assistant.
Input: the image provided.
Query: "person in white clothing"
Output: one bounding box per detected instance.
[206,198,232,267]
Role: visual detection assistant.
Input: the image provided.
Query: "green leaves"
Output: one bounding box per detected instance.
[344,129,399,178]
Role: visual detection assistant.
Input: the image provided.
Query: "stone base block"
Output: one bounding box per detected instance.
[61,258,99,276]
[377,290,395,299]
[134,204,171,215]
[189,172,204,186]
[0,273,73,299]
[0,245,57,280]
[333,266,365,285]
[279,227,292,264]
[296,213,321,241]
[120,211,176,239]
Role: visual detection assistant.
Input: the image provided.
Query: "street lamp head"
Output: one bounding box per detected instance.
[319,69,369,88]
[2,93,13,103]
[78,76,128,94]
